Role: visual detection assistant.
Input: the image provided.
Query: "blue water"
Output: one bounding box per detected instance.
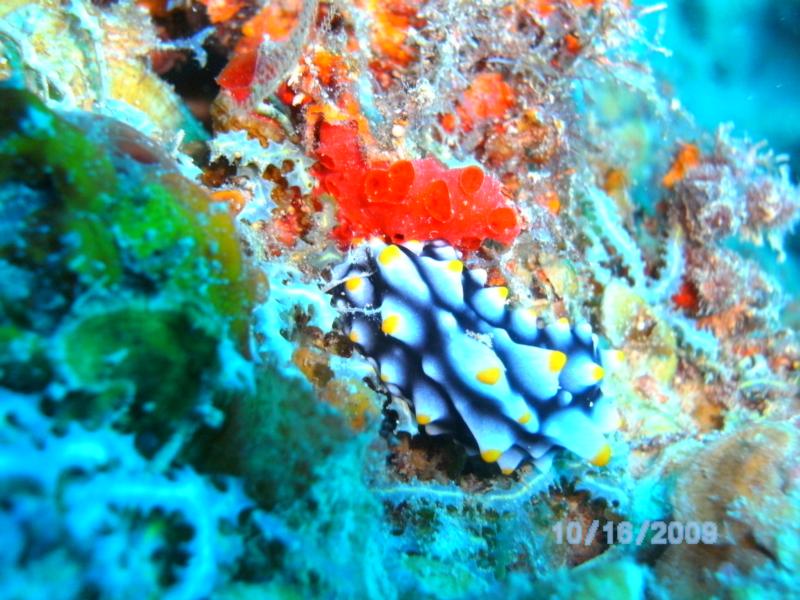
[644,0,800,294]
[646,0,800,178]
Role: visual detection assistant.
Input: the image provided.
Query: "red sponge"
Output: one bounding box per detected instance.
[313,122,521,250]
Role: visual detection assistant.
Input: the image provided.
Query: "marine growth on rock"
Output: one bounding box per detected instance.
[1,0,799,598]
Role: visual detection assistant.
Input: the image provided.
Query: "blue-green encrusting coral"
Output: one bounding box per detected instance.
[0,87,283,598]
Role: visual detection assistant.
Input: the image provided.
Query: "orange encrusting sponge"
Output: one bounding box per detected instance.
[312,122,522,250]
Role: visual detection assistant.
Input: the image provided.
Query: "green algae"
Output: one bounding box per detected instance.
[0,86,254,337]
[0,324,51,392]
[0,85,255,446]
[53,303,218,433]
[0,86,121,285]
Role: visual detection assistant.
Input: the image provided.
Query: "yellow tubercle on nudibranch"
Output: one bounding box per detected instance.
[549,351,567,372]
[476,366,501,385]
[481,449,502,463]
[381,314,401,335]
[345,276,363,292]
[332,240,618,475]
[447,259,464,273]
[378,244,402,265]
[591,443,612,467]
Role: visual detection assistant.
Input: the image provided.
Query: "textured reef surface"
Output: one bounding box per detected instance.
[0,1,798,599]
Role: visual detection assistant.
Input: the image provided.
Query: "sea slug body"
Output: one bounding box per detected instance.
[332,240,619,474]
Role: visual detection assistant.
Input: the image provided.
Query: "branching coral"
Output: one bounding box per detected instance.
[667,127,800,258]
[0,388,282,600]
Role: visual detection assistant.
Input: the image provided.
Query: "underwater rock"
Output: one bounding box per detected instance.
[601,281,677,385]
[656,422,800,598]
[2,0,799,597]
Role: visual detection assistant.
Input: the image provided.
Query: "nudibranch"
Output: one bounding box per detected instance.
[331,240,620,474]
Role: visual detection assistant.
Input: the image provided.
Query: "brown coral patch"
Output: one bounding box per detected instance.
[656,422,800,597]
[482,108,561,172]
[547,490,619,567]
[293,346,379,431]
[387,434,466,483]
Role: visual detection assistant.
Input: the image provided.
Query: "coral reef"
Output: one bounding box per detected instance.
[1,0,799,598]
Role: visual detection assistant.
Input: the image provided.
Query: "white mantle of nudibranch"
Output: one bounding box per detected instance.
[331,240,621,474]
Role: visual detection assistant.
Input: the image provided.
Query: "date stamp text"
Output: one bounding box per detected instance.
[553,520,719,546]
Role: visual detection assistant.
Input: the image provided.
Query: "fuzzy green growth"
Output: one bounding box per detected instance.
[0,86,255,448]
[0,324,51,392]
[53,304,218,436]
[190,363,355,509]
[0,87,254,336]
